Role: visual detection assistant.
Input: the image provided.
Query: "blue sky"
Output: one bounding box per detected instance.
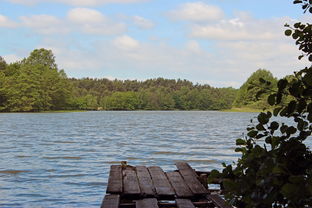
[0,0,311,87]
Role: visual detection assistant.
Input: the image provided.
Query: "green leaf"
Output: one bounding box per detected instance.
[259,78,266,83]
[272,137,280,148]
[280,124,288,134]
[289,175,304,184]
[270,121,279,130]
[286,126,297,135]
[236,138,246,145]
[303,72,312,86]
[297,100,307,113]
[293,0,302,4]
[258,112,270,124]
[297,119,306,131]
[292,32,299,39]
[294,22,301,28]
[277,79,288,90]
[248,130,258,138]
[281,183,299,198]
[287,100,297,114]
[207,169,221,183]
[223,179,238,192]
[235,147,246,152]
[280,107,288,116]
[302,4,308,10]
[268,94,276,106]
[285,29,292,36]
[308,113,312,122]
[272,166,285,174]
[265,136,272,144]
[276,93,283,104]
[256,123,266,131]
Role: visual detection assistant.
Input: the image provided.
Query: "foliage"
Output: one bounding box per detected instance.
[23,48,58,70]
[69,77,238,111]
[0,56,7,71]
[0,54,238,111]
[209,1,312,207]
[102,91,140,110]
[234,69,278,109]
[0,49,72,112]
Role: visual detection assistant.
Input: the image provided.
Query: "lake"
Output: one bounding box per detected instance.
[0,111,257,207]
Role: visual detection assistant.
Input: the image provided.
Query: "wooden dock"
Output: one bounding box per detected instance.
[101,162,232,208]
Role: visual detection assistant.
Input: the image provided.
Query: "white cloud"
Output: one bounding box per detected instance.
[113,35,140,50]
[0,14,17,28]
[20,15,69,34]
[7,0,148,6]
[2,54,22,63]
[186,40,202,54]
[67,8,126,35]
[67,8,106,24]
[190,15,284,41]
[133,16,154,29]
[169,2,224,22]
[18,8,126,35]
[4,2,309,88]
[33,32,307,88]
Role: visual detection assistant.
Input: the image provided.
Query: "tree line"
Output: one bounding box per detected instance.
[0,48,279,112]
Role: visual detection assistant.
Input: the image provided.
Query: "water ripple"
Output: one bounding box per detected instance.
[0,111,258,207]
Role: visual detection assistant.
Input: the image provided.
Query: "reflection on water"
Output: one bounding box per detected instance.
[0,111,256,207]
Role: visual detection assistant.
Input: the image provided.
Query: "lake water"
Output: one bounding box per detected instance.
[0,111,257,207]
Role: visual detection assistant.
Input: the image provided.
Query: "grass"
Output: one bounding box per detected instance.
[0,110,87,113]
[39,110,87,113]
[222,107,264,112]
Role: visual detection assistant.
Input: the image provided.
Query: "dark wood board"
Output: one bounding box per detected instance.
[136,198,159,208]
[106,165,122,194]
[166,171,193,198]
[175,162,209,195]
[123,166,141,195]
[101,194,120,208]
[136,166,156,196]
[148,166,175,196]
[176,198,196,208]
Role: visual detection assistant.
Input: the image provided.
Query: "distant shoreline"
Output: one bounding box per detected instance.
[221,107,263,112]
[0,108,262,113]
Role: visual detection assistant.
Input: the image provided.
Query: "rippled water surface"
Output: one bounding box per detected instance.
[0,111,257,207]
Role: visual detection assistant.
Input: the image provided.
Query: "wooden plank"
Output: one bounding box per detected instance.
[175,162,209,195]
[123,166,141,195]
[136,198,158,208]
[148,166,175,196]
[176,199,196,208]
[120,201,212,207]
[106,165,122,194]
[207,194,232,208]
[101,194,120,208]
[166,171,193,198]
[176,162,198,178]
[136,166,156,196]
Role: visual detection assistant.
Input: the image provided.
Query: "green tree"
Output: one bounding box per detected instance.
[234,69,277,109]
[103,91,140,110]
[0,49,73,112]
[0,56,7,71]
[23,48,58,70]
[209,1,312,207]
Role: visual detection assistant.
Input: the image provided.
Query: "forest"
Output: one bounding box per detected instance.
[0,48,277,112]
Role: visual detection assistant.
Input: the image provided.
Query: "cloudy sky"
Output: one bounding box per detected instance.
[0,0,311,87]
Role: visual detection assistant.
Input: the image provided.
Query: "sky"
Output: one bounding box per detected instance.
[0,0,311,88]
